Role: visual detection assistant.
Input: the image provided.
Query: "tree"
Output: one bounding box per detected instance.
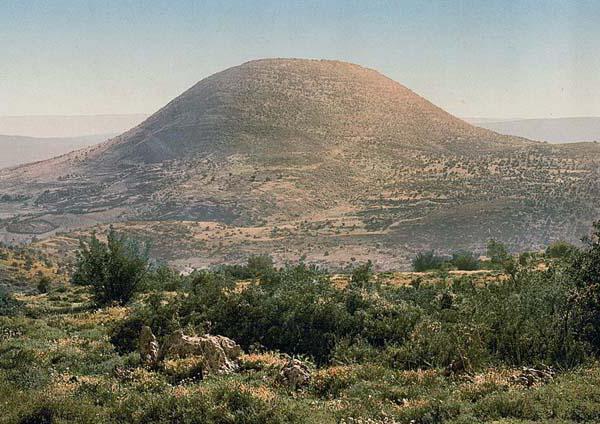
[245,255,275,278]
[451,251,480,271]
[486,239,510,265]
[412,251,444,272]
[566,222,600,352]
[0,288,22,316]
[36,275,52,293]
[72,228,149,305]
[546,240,577,259]
[350,260,374,288]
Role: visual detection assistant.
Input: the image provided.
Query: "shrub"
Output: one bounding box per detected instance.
[412,251,445,272]
[567,222,600,354]
[0,288,22,316]
[145,264,184,291]
[111,292,183,353]
[546,240,577,259]
[36,276,52,294]
[218,254,275,280]
[451,251,480,271]
[486,239,510,265]
[72,228,149,305]
[350,260,374,288]
[245,254,275,278]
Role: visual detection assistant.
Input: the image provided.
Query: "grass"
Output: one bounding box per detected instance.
[2,274,600,423]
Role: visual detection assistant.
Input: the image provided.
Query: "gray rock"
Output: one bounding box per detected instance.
[278,359,311,389]
[160,331,242,375]
[138,325,159,366]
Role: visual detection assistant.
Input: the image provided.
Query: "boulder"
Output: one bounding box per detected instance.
[512,366,555,387]
[278,359,311,389]
[138,325,159,366]
[160,331,242,375]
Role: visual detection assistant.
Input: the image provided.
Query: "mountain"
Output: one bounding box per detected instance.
[466,117,600,143]
[0,134,115,169]
[0,114,148,138]
[1,59,599,269]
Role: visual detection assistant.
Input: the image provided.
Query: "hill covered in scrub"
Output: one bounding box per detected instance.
[1,59,600,268]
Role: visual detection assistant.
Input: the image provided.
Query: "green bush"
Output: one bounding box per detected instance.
[72,228,149,305]
[566,222,600,354]
[451,251,480,270]
[412,251,445,272]
[349,260,374,288]
[486,239,510,265]
[546,240,577,259]
[0,288,22,316]
[36,276,52,294]
[218,255,275,280]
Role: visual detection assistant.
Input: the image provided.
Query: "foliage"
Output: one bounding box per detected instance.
[486,239,510,265]
[0,288,22,316]
[72,228,149,305]
[36,276,52,294]
[412,251,445,272]
[218,255,275,280]
[144,264,185,292]
[566,222,600,354]
[7,224,600,422]
[109,253,587,368]
[451,251,480,271]
[546,240,577,259]
[349,260,374,288]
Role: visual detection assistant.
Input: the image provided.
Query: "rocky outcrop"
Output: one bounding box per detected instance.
[138,326,159,366]
[278,359,311,389]
[511,366,556,387]
[159,331,242,375]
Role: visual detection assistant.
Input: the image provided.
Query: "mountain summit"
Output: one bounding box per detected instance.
[93,59,526,164]
[1,59,599,267]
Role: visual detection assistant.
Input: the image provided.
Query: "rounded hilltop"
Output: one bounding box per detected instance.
[98,57,523,164]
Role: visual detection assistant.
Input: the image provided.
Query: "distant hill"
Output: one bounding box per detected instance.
[1,59,599,269]
[0,114,147,138]
[0,134,114,169]
[466,117,600,143]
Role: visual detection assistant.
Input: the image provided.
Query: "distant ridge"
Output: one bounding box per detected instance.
[466,117,600,143]
[0,114,148,138]
[0,134,115,169]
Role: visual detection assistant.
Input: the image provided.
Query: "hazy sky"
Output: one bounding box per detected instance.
[2,0,599,119]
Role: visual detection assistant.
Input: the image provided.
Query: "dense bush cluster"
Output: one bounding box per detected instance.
[109,223,600,370]
[54,222,598,372]
[411,240,521,272]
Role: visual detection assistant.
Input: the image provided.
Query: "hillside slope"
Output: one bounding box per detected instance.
[1,59,599,268]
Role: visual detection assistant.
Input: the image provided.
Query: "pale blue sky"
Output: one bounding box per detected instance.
[1,0,599,118]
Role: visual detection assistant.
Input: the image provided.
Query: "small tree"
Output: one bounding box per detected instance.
[245,254,275,278]
[566,222,600,353]
[546,240,577,259]
[350,260,374,288]
[36,275,52,293]
[487,239,510,265]
[0,288,22,316]
[412,251,444,272]
[72,228,149,305]
[451,251,480,271]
